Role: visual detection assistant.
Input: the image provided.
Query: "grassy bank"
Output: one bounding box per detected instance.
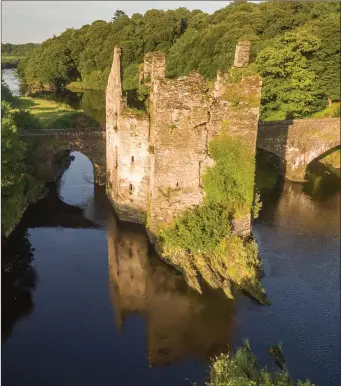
[312,102,340,118]
[13,97,100,130]
[319,148,340,169]
[1,55,24,69]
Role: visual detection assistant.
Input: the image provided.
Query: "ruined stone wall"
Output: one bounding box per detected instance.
[142,52,166,84]
[148,73,211,235]
[106,46,152,223]
[106,46,123,198]
[106,43,262,238]
[115,111,150,222]
[233,41,251,68]
[257,118,340,181]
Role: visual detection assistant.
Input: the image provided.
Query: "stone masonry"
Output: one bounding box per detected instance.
[233,41,251,67]
[257,118,340,181]
[106,42,262,240]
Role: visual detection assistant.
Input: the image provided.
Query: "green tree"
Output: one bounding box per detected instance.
[256,31,322,120]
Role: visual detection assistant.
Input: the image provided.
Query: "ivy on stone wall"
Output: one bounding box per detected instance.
[158,131,266,303]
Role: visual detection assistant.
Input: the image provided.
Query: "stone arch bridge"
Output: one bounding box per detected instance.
[19,128,106,185]
[257,118,340,181]
[19,118,339,189]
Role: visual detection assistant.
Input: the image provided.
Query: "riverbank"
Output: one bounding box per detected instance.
[1,55,23,69]
[13,96,101,129]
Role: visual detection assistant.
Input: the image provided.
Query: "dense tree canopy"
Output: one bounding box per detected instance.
[17,1,340,119]
[1,43,39,56]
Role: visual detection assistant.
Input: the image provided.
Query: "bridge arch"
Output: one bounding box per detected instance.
[19,129,106,185]
[257,118,340,181]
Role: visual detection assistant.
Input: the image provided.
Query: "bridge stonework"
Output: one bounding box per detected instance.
[257,118,340,181]
[106,43,262,240]
[19,129,106,185]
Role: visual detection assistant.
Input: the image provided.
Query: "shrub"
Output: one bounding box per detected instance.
[203,132,256,218]
[13,109,41,129]
[208,341,315,386]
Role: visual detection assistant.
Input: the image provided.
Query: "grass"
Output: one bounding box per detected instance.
[319,148,340,169]
[13,97,100,130]
[1,55,24,68]
[312,101,340,118]
[65,81,85,90]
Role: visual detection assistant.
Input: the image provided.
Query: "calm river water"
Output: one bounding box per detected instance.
[2,69,340,386]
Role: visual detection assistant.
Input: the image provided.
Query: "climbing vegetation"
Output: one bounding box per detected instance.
[159,133,266,303]
[203,133,256,218]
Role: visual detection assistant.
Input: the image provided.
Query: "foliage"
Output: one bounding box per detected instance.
[203,132,256,218]
[208,341,315,386]
[16,2,340,118]
[1,100,45,235]
[319,148,340,169]
[1,56,24,69]
[160,204,231,255]
[1,79,14,102]
[12,109,41,129]
[1,43,39,69]
[158,134,266,303]
[256,31,323,120]
[312,102,340,118]
[1,43,39,56]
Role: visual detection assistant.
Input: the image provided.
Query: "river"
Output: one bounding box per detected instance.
[2,68,340,386]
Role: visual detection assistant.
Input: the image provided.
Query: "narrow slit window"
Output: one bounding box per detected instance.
[131,156,134,163]
[129,184,133,194]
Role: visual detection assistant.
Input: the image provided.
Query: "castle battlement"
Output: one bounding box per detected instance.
[106,43,262,239]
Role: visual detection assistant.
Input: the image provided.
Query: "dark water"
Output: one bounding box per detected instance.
[2,69,340,386]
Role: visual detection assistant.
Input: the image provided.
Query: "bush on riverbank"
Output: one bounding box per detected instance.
[158,134,266,303]
[1,100,46,236]
[208,341,315,386]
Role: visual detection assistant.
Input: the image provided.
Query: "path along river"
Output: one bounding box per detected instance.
[2,69,340,386]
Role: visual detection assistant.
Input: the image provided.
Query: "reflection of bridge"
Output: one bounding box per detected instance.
[20,183,102,229]
[257,118,340,181]
[19,129,106,185]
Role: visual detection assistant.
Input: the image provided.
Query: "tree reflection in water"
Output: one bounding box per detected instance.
[1,229,37,343]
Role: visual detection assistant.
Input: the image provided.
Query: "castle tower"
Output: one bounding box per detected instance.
[106,46,123,202]
[142,52,166,85]
[106,42,261,238]
[233,41,251,68]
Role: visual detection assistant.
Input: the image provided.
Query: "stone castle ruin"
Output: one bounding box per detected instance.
[106,42,262,240]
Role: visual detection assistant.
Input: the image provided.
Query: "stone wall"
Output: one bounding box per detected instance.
[19,130,106,185]
[106,44,262,238]
[233,41,251,68]
[257,118,340,181]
